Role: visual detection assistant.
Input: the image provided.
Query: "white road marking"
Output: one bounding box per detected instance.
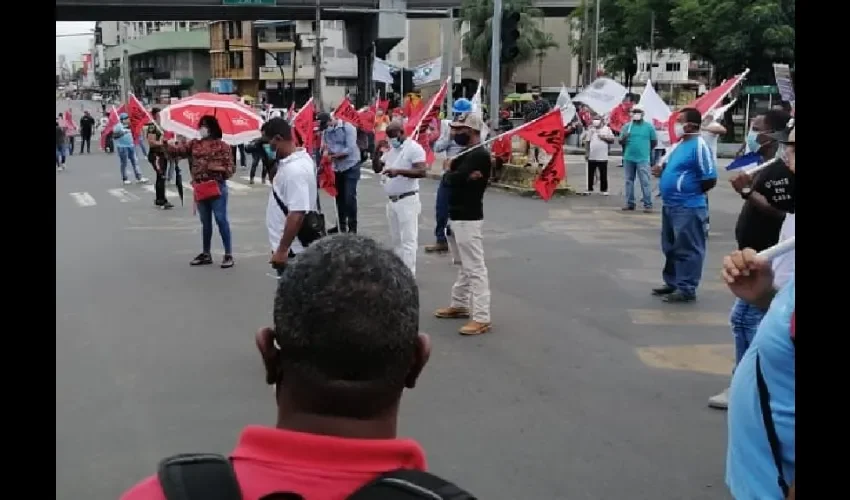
[361,171,374,179]
[226,180,250,191]
[106,188,141,203]
[142,185,178,198]
[69,192,97,207]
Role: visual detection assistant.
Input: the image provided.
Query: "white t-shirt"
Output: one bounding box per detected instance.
[772,213,795,289]
[583,126,613,161]
[266,149,317,255]
[381,139,426,196]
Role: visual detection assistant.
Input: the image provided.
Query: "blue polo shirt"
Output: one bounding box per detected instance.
[659,137,716,208]
[726,276,795,500]
[621,120,656,164]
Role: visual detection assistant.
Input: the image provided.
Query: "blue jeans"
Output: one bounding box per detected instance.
[56,145,66,165]
[623,160,652,208]
[435,179,452,244]
[196,181,233,255]
[661,205,708,297]
[729,297,766,366]
[334,167,360,232]
[117,147,142,181]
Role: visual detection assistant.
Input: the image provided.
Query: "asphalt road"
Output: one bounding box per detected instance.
[57,105,742,500]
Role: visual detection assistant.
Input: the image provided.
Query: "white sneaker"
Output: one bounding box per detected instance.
[708,388,729,410]
[136,177,149,184]
[601,191,610,196]
[123,180,132,185]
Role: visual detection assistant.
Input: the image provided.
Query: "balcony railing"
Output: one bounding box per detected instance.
[257,30,295,44]
[259,65,315,81]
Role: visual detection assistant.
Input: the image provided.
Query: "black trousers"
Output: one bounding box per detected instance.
[231,144,246,168]
[249,152,267,181]
[150,153,168,203]
[80,134,92,153]
[334,170,358,233]
[587,160,609,193]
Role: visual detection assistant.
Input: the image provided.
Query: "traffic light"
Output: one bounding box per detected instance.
[500,11,521,63]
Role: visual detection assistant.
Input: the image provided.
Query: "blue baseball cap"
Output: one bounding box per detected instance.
[119,113,129,119]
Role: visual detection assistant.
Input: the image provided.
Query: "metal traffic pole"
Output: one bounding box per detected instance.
[489,0,503,132]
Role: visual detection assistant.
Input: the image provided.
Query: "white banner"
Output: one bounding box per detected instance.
[639,80,672,124]
[572,77,628,116]
[556,84,577,125]
[412,56,443,86]
[772,63,795,106]
[372,58,395,84]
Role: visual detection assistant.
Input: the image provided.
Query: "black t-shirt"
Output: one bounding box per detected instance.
[446,147,491,221]
[79,115,96,136]
[734,159,795,251]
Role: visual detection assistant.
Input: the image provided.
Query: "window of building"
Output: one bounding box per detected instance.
[234,22,243,39]
[665,62,681,72]
[179,22,187,30]
[229,51,244,70]
[275,25,294,42]
[323,46,335,58]
[154,22,162,32]
[639,62,646,72]
[268,52,292,67]
[146,22,153,33]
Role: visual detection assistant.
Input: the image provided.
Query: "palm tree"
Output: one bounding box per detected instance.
[531,31,559,88]
[457,0,547,98]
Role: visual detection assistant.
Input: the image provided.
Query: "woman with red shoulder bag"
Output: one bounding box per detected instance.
[168,115,236,268]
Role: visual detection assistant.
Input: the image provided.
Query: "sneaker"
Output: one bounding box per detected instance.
[424,242,449,253]
[221,255,234,268]
[708,388,729,410]
[123,180,132,185]
[136,177,149,184]
[249,178,255,185]
[190,253,213,266]
[651,284,676,296]
[601,191,610,196]
[621,206,636,211]
[452,259,462,266]
[642,207,653,214]
[434,307,470,319]
[459,321,492,336]
[662,290,696,303]
[161,202,174,210]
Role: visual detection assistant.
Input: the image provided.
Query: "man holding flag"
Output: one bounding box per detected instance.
[112,113,148,185]
[318,112,361,234]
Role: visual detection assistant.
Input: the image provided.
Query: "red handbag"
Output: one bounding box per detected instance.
[193,180,221,202]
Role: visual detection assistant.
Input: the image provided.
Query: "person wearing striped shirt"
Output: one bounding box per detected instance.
[650,108,717,303]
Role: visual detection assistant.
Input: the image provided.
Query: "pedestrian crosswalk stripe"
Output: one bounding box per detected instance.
[226,180,250,191]
[70,192,97,207]
[142,185,179,199]
[107,188,141,203]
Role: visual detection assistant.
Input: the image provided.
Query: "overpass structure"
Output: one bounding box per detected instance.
[56,0,579,21]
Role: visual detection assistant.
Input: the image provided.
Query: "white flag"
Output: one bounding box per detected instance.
[372,58,395,84]
[412,57,443,86]
[469,79,489,139]
[572,77,628,116]
[639,80,672,124]
[556,84,577,125]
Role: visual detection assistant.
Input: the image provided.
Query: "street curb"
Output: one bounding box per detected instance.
[425,172,576,197]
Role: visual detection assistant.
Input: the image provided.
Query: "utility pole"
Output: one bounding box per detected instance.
[444,8,455,113]
[313,0,324,111]
[581,0,589,85]
[489,0,503,133]
[592,0,600,81]
[120,48,130,103]
[648,11,655,84]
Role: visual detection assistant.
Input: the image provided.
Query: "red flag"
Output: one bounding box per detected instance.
[334,97,361,128]
[405,80,449,165]
[608,102,632,133]
[511,109,567,200]
[668,70,748,141]
[292,98,316,151]
[318,154,337,197]
[127,94,155,145]
[357,106,376,133]
[99,106,120,150]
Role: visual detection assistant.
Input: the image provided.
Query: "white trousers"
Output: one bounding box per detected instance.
[386,193,421,276]
[448,219,491,323]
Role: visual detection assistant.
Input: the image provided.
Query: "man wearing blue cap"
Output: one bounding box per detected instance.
[112,112,148,185]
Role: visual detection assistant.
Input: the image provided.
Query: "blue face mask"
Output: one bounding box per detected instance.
[746,131,760,153]
[390,137,403,149]
[263,143,276,160]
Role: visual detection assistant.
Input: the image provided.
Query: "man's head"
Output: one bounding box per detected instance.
[316,112,335,130]
[119,112,129,125]
[676,107,702,135]
[150,107,160,123]
[752,109,791,159]
[385,121,406,149]
[58,113,64,119]
[83,110,90,117]
[450,113,484,147]
[256,234,430,425]
[631,104,645,122]
[532,92,541,101]
[261,117,296,159]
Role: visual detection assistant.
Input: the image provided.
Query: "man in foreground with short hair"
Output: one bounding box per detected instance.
[373,121,427,276]
[434,113,493,336]
[121,234,458,499]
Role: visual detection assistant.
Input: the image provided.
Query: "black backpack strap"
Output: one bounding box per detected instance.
[347,469,476,500]
[271,187,290,216]
[158,453,243,500]
[755,354,790,498]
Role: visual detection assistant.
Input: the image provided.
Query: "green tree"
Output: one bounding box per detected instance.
[458,0,548,97]
[669,0,794,84]
[98,66,120,87]
[531,31,559,88]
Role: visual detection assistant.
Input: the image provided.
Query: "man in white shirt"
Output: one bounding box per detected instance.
[263,118,319,276]
[372,121,427,275]
[580,117,615,194]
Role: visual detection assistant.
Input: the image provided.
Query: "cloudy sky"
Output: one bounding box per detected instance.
[56,22,95,63]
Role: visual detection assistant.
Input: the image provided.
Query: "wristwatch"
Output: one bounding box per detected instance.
[740,187,753,200]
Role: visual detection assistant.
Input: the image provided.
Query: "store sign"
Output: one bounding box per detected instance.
[145,79,181,87]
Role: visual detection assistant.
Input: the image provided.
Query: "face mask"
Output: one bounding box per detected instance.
[263,143,276,160]
[746,131,760,153]
[592,120,601,127]
[454,133,470,146]
[632,113,643,121]
[390,137,403,149]
[674,124,685,137]
[199,126,209,139]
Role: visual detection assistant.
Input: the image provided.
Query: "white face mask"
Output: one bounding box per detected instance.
[674,123,685,137]
[592,120,601,127]
[631,113,643,121]
[199,126,209,138]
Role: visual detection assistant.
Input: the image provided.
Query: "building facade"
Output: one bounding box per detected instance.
[634,49,691,85]
[209,21,260,98]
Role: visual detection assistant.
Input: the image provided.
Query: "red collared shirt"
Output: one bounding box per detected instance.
[120,426,427,500]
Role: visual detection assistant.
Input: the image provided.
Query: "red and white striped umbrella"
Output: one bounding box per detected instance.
[161,93,262,145]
